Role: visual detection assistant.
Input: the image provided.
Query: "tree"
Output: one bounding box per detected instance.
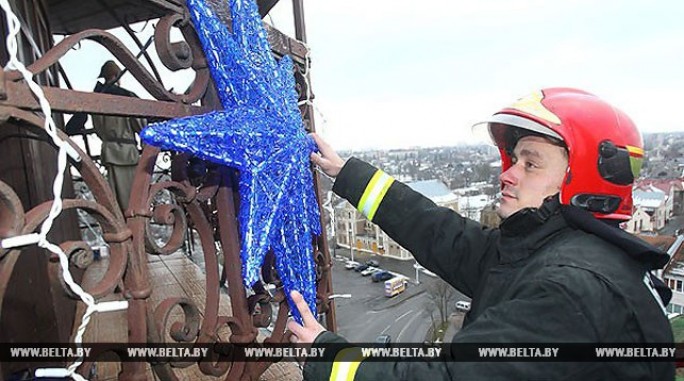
[425,279,456,331]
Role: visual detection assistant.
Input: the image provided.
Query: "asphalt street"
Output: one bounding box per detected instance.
[330,248,467,344]
[659,214,684,235]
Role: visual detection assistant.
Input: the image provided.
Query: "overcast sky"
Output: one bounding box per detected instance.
[59,0,684,151]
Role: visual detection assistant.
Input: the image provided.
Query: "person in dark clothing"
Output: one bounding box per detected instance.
[66,60,145,211]
[288,88,675,380]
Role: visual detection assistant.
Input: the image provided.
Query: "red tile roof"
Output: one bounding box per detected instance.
[635,179,684,194]
[639,234,684,274]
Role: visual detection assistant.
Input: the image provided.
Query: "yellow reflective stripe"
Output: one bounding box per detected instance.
[367,176,394,221]
[343,360,364,381]
[357,170,384,215]
[626,145,644,157]
[329,348,366,381]
[357,171,394,220]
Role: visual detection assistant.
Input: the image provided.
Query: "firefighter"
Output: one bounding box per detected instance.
[289,88,674,380]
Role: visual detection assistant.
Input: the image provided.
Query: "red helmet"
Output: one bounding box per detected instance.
[482,88,643,220]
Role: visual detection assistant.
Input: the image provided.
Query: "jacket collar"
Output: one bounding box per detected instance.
[560,204,669,270]
[496,195,670,270]
[497,195,568,264]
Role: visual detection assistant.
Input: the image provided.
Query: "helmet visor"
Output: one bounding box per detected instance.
[472,114,564,152]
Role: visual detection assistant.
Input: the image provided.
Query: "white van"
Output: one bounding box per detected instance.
[456,301,471,311]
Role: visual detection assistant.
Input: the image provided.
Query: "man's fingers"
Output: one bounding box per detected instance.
[310,151,323,166]
[290,290,318,327]
[309,132,323,149]
[289,334,299,344]
[310,133,333,155]
[286,319,303,337]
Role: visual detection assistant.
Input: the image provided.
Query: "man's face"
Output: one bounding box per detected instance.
[496,135,568,219]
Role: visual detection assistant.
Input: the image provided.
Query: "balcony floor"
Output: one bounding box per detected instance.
[76,251,302,380]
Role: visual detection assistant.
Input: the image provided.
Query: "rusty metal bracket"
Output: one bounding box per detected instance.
[2,80,211,119]
[0,69,6,101]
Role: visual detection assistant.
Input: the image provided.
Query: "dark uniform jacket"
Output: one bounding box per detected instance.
[66,82,143,166]
[305,158,675,381]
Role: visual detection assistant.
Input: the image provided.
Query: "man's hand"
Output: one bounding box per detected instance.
[310,133,345,178]
[286,290,326,344]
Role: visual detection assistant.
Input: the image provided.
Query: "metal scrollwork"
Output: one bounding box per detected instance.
[143,184,192,255]
[156,13,198,71]
[60,241,96,269]
[5,28,210,105]
[150,297,202,367]
[0,180,25,260]
[0,1,332,379]
[27,199,130,299]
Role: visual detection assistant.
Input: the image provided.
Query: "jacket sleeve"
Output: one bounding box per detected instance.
[332,158,498,296]
[303,331,353,381]
[303,267,612,381]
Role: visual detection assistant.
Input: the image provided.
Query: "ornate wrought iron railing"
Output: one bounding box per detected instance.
[0,1,335,379]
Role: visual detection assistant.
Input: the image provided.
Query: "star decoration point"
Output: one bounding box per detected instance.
[141,0,321,321]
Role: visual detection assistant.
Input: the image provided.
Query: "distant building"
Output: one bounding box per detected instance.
[624,186,667,234]
[624,205,656,234]
[333,179,458,260]
[406,179,459,208]
[458,194,491,222]
[635,178,684,216]
[480,202,501,228]
[641,234,684,314]
[621,179,684,234]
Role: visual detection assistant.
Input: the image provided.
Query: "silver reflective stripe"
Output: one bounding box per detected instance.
[643,273,667,315]
[481,113,563,141]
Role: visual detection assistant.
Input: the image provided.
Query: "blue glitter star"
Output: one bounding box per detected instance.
[141,0,321,322]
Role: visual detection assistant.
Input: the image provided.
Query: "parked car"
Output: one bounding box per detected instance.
[372,271,393,282]
[366,259,380,267]
[375,334,391,346]
[361,267,381,276]
[354,264,368,272]
[345,261,359,270]
[456,300,471,311]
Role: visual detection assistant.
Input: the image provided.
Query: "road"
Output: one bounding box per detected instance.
[659,214,684,235]
[330,249,467,343]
